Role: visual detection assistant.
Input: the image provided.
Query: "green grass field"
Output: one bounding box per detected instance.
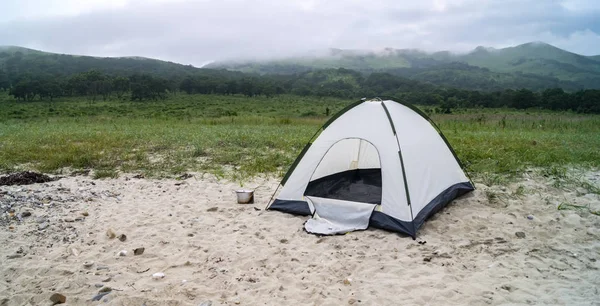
[1,93,599,182]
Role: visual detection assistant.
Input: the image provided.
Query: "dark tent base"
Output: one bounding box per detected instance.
[304,168,382,204]
[268,181,474,238]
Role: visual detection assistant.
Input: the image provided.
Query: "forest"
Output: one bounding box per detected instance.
[1,48,599,113]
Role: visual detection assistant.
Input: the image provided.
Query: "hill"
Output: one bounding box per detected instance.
[458,42,600,84]
[207,42,600,91]
[0,46,245,85]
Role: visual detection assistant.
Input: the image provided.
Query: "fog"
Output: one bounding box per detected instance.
[1,0,599,66]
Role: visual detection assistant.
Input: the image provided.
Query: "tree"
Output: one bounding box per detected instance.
[0,70,9,90]
[113,77,130,98]
[512,89,538,109]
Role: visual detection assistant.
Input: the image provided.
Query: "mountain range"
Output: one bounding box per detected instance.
[1,42,599,92]
[206,42,600,91]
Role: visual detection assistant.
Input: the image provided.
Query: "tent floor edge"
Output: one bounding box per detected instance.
[412,181,475,232]
[267,199,312,216]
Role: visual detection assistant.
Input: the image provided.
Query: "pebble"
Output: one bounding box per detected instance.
[500,284,515,292]
[152,272,165,279]
[117,234,127,242]
[133,247,145,256]
[102,277,112,282]
[106,229,116,239]
[83,261,94,268]
[82,211,89,216]
[118,250,127,257]
[38,222,49,231]
[95,284,104,288]
[198,301,212,306]
[21,211,32,217]
[49,293,66,304]
[527,215,534,220]
[515,232,526,239]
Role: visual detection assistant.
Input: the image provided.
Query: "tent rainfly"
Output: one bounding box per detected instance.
[266,98,474,238]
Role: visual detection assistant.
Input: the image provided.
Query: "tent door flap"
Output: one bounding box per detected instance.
[304,196,376,235]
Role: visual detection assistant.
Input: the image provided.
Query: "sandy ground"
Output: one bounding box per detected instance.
[1,170,599,306]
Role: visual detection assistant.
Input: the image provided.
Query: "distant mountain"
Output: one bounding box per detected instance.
[207,42,600,91]
[458,42,600,82]
[0,46,243,81]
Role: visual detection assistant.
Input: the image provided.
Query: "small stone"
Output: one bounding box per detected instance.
[82,211,89,217]
[96,266,109,270]
[133,247,145,255]
[6,254,23,259]
[423,257,432,262]
[21,211,32,217]
[515,232,526,239]
[343,278,351,285]
[198,301,213,306]
[98,286,112,293]
[279,239,288,244]
[38,222,49,231]
[106,229,116,239]
[118,250,127,257]
[527,215,534,220]
[49,293,66,304]
[102,277,111,282]
[206,207,218,212]
[94,284,104,288]
[83,261,94,268]
[348,298,357,305]
[117,234,127,242]
[152,272,165,279]
[64,218,75,223]
[70,247,80,257]
[501,284,515,292]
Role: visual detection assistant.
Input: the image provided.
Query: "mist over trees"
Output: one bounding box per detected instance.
[0,47,598,113]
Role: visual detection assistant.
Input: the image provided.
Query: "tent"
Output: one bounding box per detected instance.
[266,98,474,238]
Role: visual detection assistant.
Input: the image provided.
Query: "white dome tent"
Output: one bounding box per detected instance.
[267,98,474,238]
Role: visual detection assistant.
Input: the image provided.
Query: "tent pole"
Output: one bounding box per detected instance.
[264,183,281,210]
[381,102,417,238]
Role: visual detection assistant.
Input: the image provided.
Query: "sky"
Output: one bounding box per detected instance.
[1,0,599,66]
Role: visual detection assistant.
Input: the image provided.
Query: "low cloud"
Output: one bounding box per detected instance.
[1,0,599,66]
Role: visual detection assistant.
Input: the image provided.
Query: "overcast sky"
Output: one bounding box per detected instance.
[1,0,599,66]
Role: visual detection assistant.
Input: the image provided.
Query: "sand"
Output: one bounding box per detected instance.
[1,170,599,306]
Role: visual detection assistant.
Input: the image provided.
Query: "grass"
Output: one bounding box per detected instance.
[1,93,599,181]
